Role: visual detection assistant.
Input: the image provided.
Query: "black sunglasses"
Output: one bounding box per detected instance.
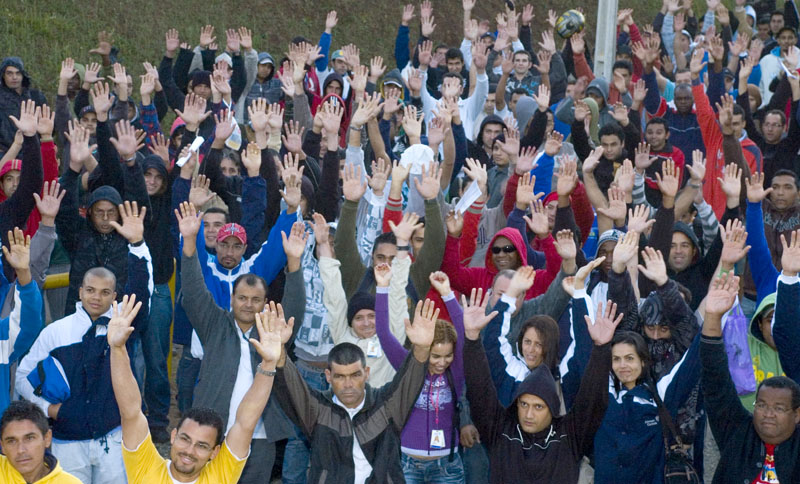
[491,245,517,254]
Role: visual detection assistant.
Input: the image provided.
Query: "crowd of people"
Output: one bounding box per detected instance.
[0,0,799,482]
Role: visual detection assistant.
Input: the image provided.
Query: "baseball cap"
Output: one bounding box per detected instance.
[331,49,345,60]
[216,223,247,245]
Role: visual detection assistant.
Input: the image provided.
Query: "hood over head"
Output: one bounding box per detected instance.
[750,293,776,342]
[586,77,610,101]
[515,96,538,133]
[484,227,529,272]
[477,114,507,148]
[88,185,123,208]
[509,365,562,417]
[0,57,31,89]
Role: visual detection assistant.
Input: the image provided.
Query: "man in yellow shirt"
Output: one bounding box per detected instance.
[0,401,82,484]
[108,292,290,484]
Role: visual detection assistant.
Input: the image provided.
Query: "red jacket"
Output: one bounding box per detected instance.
[0,140,58,238]
[693,81,762,217]
[440,226,561,300]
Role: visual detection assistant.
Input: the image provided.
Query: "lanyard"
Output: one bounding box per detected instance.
[428,375,442,426]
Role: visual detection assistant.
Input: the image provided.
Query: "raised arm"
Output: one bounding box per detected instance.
[773,231,800,382]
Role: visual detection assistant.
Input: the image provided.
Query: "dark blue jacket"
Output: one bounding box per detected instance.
[16,243,152,441]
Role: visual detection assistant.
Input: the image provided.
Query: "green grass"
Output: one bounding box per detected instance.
[1,0,664,104]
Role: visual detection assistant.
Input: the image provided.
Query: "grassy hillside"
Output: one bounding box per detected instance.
[2,0,662,102]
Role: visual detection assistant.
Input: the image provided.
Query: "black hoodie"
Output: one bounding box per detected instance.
[142,155,178,284]
[0,57,47,152]
[464,335,611,483]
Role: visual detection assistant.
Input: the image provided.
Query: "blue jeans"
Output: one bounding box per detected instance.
[142,283,173,428]
[462,443,489,484]
[401,453,465,484]
[176,345,201,414]
[282,360,329,484]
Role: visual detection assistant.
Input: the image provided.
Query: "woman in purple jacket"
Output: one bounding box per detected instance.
[374,265,485,484]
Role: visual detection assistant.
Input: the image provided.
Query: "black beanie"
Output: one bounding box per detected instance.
[190,70,212,88]
[347,292,375,326]
[88,185,123,208]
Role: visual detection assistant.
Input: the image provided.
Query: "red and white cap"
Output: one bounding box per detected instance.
[216,223,247,245]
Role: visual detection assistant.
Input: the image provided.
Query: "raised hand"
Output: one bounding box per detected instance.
[717,163,742,202]
[225,28,241,53]
[446,210,464,237]
[35,104,55,139]
[109,201,146,244]
[637,246,669,286]
[462,157,488,195]
[241,142,262,177]
[342,163,367,202]
[507,265,536,298]
[9,99,38,136]
[781,230,800,276]
[65,121,96,168]
[745,172,772,203]
[248,97,269,135]
[250,303,293,366]
[199,25,216,49]
[413,161,442,200]
[280,170,302,212]
[656,158,680,199]
[627,204,655,234]
[175,201,202,240]
[2,227,30,273]
[281,151,306,186]
[33,181,66,225]
[110,120,145,160]
[585,301,624,345]
[406,299,440,349]
[615,159,635,196]
[175,93,211,131]
[281,221,308,260]
[165,29,180,56]
[89,30,113,57]
[388,212,424,244]
[374,262,393,287]
[720,218,750,267]
[369,157,391,195]
[686,150,706,183]
[574,99,591,122]
[554,229,577,262]
[705,272,740,317]
[611,230,640,273]
[524,199,550,237]
[428,271,452,297]
[515,172,540,210]
[597,186,628,221]
[106,295,142,349]
[555,158,578,198]
[516,146,538,174]
[189,174,215,207]
[543,130,563,156]
[462,288,498,340]
[634,141,656,172]
[84,62,101,85]
[574,257,606,290]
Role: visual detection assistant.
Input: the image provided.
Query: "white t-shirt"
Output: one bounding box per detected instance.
[226,325,267,439]
[333,394,372,484]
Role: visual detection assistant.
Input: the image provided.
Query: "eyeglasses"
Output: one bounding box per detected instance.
[491,245,517,254]
[753,402,793,414]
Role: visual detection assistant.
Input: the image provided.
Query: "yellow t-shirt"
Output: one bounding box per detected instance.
[0,455,83,483]
[122,433,247,484]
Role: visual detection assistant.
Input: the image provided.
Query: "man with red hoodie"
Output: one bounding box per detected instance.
[691,48,762,217]
[440,212,563,300]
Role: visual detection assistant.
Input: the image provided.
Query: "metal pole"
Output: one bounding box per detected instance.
[594,0,619,80]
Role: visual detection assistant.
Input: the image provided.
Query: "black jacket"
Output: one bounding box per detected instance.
[142,155,177,285]
[56,121,148,314]
[0,57,47,152]
[702,336,800,483]
[274,352,427,483]
[0,135,43,279]
[465,336,611,483]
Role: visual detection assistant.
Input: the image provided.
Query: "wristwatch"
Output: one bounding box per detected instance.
[256,363,277,377]
[396,245,411,251]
